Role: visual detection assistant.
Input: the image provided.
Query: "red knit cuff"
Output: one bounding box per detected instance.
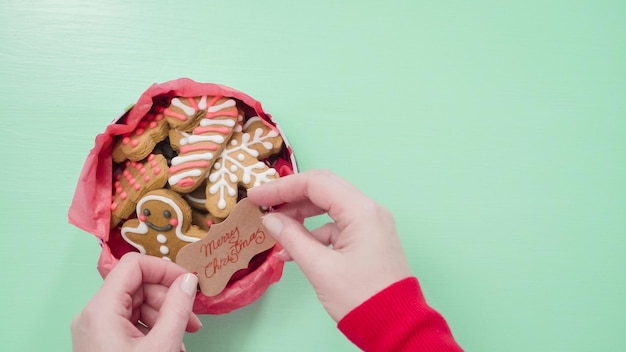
[337,277,462,352]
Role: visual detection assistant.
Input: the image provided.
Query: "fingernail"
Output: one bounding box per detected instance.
[180,341,186,352]
[262,214,283,237]
[180,273,198,297]
[277,249,289,261]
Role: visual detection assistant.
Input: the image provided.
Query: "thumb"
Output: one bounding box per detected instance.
[263,213,330,275]
[144,273,198,351]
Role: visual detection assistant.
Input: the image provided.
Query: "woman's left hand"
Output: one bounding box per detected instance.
[71,252,202,352]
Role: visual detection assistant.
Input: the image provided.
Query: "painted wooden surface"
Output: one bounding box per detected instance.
[1,0,625,351]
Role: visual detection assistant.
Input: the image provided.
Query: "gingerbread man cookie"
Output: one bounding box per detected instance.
[205,116,284,218]
[167,96,240,193]
[112,112,169,163]
[110,154,169,228]
[121,189,206,262]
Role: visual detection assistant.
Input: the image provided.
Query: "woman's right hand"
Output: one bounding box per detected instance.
[248,170,413,322]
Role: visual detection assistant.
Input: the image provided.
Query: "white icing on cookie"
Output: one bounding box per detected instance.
[121,193,202,256]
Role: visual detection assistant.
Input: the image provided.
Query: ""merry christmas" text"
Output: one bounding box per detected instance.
[200,226,267,279]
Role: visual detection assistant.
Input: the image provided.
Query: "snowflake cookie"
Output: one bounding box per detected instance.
[205,116,283,218]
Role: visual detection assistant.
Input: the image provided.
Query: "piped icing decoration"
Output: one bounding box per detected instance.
[204,116,283,218]
[110,154,169,228]
[167,96,239,193]
[121,189,206,262]
[112,112,169,163]
[163,95,231,132]
[163,96,206,131]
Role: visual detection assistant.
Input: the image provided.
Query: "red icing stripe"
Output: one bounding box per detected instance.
[188,97,199,111]
[205,109,238,119]
[180,144,218,153]
[178,178,194,187]
[168,161,209,174]
[164,108,187,121]
[207,95,221,107]
[193,126,231,134]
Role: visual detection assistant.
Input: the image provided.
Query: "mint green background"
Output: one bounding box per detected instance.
[1,1,624,351]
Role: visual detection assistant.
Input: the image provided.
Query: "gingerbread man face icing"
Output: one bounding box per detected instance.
[121,189,206,262]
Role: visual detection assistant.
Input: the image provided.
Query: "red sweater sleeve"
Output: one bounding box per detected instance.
[337,277,463,352]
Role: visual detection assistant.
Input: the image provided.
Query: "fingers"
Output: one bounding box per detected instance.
[274,199,326,221]
[99,253,188,309]
[310,222,341,247]
[95,253,201,336]
[143,273,198,351]
[262,213,332,277]
[276,222,340,262]
[248,170,373,229]
[139,283,202,333]
[139,305,202,333]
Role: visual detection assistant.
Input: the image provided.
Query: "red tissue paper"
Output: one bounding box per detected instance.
[68,78,297,314]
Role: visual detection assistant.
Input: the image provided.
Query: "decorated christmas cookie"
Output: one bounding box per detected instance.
[121,189,206,262]
[167,96,240,193]
[69,78,298,315]
[205,116,284,218]
[112,112,169,163]
[163,96,211,131]
[110,154,169,227]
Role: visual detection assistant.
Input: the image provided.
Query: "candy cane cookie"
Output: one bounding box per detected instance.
[167,96,239,193]
[121,189,206,262]
[162,96,211,132]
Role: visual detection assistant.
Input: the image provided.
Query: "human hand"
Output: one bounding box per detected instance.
[247,170,412,322]
[71,252,202,352]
